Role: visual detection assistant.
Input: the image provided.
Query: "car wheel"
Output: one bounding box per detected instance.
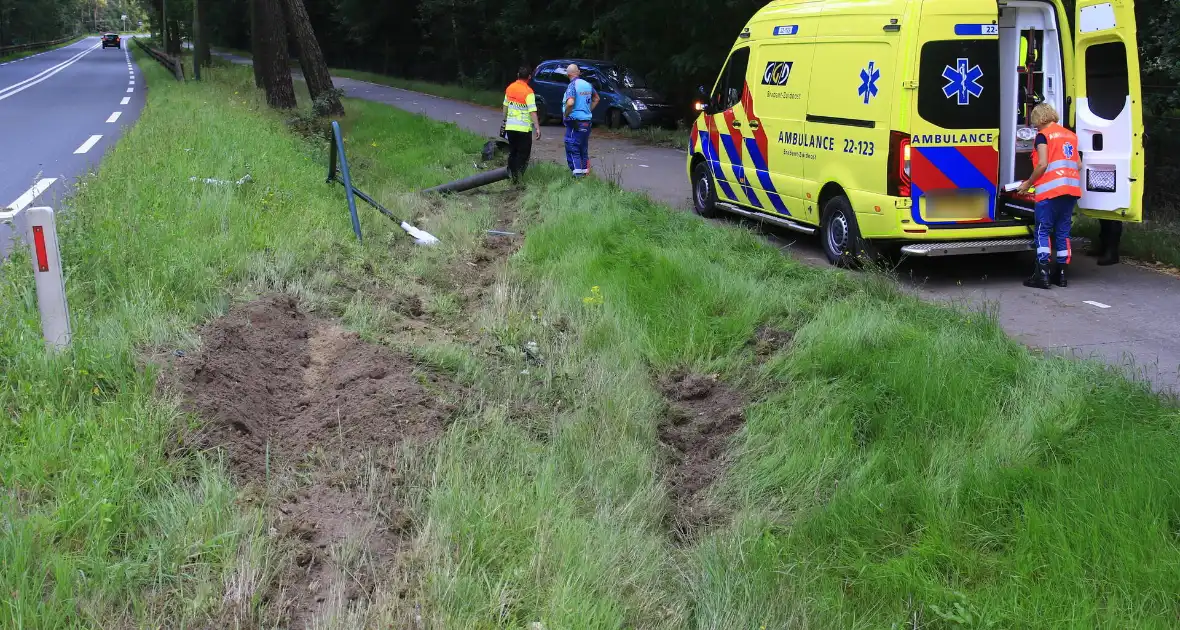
[821,195,867,268]
[608,108,623,129]
[692,162,720,219]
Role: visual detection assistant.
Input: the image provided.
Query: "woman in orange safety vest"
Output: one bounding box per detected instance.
[1016,103,1082,289]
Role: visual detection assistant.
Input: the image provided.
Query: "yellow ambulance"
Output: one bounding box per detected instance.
[688,0,1143,266]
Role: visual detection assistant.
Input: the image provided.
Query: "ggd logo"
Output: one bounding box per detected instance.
[762,61,794,86]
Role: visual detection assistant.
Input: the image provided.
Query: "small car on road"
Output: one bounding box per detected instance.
[102,33,121,49]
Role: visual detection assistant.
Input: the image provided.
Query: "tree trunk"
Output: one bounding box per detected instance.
[249,0,262,87]
[194,0,210,67]
[278,0,342,116]
[166,19,181,55]
[254,0,296,109]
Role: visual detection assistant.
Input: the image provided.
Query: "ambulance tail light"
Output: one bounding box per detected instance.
[888,131,911,197]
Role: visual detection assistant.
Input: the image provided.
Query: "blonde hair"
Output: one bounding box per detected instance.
[1029,103,1060,127]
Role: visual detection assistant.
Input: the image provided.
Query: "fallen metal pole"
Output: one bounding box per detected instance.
[422,167,510,195]
[325,120,439,245]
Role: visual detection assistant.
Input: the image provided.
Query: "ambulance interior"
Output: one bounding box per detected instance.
[997,1,1065,217]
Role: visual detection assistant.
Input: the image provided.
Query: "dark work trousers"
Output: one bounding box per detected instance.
[506,130,533,182]
[1097,219,1124,249]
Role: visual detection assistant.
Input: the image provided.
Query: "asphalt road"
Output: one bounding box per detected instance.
[215,50,1180,394]
[0,36,144,255]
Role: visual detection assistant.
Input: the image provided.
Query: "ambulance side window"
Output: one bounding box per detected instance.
[712,48,750,112]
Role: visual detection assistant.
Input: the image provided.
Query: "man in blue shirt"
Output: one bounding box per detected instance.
[562,64,600,178]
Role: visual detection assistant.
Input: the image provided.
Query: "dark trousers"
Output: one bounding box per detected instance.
[563,120,592,175]
[1097,219,1123,249]
[1034,195,1077,265]
[506,130,532,181]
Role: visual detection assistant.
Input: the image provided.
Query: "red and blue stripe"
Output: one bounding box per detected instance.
[910,145,998,225]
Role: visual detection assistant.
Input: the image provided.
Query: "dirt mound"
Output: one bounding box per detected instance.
[176,295,456,627]
[658,372,746,542]
[751,325,794,359]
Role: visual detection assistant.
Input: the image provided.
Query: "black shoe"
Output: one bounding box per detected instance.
[1023,263,1052,290]
[1051,266,1068,287]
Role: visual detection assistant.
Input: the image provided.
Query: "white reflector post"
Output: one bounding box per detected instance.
[24,207,71,350]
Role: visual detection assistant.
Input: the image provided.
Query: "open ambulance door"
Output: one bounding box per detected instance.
[1072,0,1144,222]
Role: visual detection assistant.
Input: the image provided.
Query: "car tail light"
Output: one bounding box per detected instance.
[888,130,911,198]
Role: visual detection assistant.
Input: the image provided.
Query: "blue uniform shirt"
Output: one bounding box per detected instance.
[563,78,597,121]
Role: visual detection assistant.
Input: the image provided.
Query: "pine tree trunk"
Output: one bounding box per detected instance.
[254,0,296,109]
[194,0,211,67]
[166,19,181,55]
[249,0,262,87]
[278,0,343,116]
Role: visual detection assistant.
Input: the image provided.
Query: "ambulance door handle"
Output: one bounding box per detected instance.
[748,120,761,130]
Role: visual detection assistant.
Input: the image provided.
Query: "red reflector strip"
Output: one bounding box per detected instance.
[32,226,49,272]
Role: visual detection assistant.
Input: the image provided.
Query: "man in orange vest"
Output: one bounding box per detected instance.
[1016,103,1082,289]
[502,66,542,183]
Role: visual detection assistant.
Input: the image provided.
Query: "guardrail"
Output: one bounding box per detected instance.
[0,35,74,56]
[133,37,184,81]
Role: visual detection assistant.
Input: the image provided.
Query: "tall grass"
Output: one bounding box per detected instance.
[0,48,482,627]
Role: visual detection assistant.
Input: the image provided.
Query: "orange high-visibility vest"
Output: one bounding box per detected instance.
[503,80,537,132]
[1032,122,1082,202]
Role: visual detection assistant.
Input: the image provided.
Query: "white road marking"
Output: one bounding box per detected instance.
[4,178,58,212]
[127,87,133,93]
[1084,300,1112,309]
[128,80,135,85]
[121,96,130,105]
[106,111,122,123]
[0,42,100,102]
[74,135,103,154]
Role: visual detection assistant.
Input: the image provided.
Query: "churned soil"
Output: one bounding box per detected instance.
[175,294,458,628]
[657,372,747,542]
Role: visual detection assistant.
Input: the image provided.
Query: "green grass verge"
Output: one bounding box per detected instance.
[0,35,85,64]
[0,46,482,627]
[4,38,1179,629]
[1075,215,1180,269]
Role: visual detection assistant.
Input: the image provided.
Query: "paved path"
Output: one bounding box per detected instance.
[217,50,1180,394]
[1,36,144,255]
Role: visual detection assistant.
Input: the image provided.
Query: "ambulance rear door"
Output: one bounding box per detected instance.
[1071,0,1144,222]
[907,0,1002,227]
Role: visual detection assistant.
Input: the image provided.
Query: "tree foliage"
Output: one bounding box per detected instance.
[0,0,149,45]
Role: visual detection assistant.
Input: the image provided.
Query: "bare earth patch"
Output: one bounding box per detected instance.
[175,294,459,628]
[657,372,746,542]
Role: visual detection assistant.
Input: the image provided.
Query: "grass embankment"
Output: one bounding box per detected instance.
[0,35,86,64]
[3,42,1179,629]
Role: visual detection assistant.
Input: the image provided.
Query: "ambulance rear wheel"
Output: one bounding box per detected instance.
[692,162,720,219]
[821,195,865,268]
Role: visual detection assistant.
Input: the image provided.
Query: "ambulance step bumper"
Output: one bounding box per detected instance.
[900,238,1036,257]
[717,203,817,236]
